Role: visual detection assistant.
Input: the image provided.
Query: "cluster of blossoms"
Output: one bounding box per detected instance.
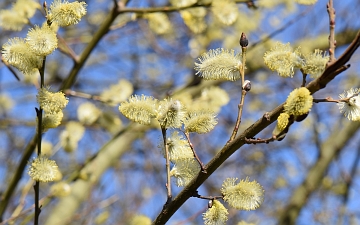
[36,87,69,131]
[17,1,86,185]
[202,177,264,224]
[263,42,329,79]
[119,94,218,131]
[119,95,218,187]
[1,0,87,76]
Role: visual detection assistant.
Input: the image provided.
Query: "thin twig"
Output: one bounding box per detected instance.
[228,34,248,143]
[192,191,223,200]
[57,35,79,63]
[245,136,276,144]
[301,70,307,87]
[1,56,20,81]
[34,56,46,225]
[117,0,253,14]
[161,127,172,205]
[313,92,359,103]
[64,89,104,102]
[327,0,336,64]
[183,132,207,173]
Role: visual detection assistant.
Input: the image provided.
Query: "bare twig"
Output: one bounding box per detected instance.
[228,33,248,143]
[327,0,336,64]
[161,127,172,205]
[183,132,207,173]
[192,191,223,201]
[64,89,104,102]
[313,92,359,103]
[245,136,276,144]
[57,35,79,63]
[301,70,307,87]
[34,56,46,225]
[116,0,253,14]
[1,56,20,81]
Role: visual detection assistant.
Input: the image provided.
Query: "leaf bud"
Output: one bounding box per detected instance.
[243,80,251,92]
[208,199,213,208]
[239,32,248,47]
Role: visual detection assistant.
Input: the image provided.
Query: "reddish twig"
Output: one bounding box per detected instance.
[183,132,207,173]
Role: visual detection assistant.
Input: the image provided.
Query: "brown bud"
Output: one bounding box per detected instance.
[239,32,248,47]
[243,80,251,92]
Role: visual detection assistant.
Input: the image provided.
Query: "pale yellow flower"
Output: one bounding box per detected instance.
[48,0,87,26]
[195,48,241,81]
[284,87,313,116]
[28,156,59,182]
[264,42,303,78]
[221,177,264,210]
[26,25,58,56]
[119,95,158,125]
[203,200,228,225]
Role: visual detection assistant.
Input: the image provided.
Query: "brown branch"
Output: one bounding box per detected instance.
[327,0,336,64]
[152,31,360,225]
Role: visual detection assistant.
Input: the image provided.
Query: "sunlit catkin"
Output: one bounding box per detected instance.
[37,87,68,114]
[195,48,242,81]
[2,37,43,75]
[41,111,64,131]
[221,177,264,211]
[202,200,229,225]
[263,42,303,78]
[184,110,218,134]
[272,113,290,136]
[119,95,158,125]
[284,87,313,116]
[157,99,186,128]
[28,156,59,182]
[302,49,329,78]
[170,159,200,187]
[48,0,87,27]
[26,25,58,56]
[164,131,194,162]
